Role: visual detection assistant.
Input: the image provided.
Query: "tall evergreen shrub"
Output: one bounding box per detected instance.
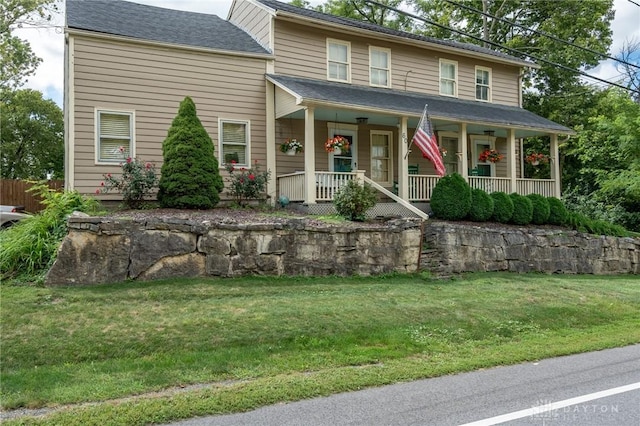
[158,97,224,209]
[526,194,550,224]
[490,192,514,223]
[430,173,471,220]
[509,193,533,225]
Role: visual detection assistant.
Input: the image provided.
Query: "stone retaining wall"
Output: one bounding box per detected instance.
[422,222,640,275]
[45,216,424,286]
[45,217,639,286]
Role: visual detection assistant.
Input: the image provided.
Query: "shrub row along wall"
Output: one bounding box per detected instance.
[422,222,640,275]
[45,216,424,286]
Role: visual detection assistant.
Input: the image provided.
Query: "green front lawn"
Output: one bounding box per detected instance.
[2,273,639,425]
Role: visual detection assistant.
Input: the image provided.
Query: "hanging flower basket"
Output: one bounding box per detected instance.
[479,148,504,163]
[325,136,350,153]
[280,138,303,155]
[525,152,549,166]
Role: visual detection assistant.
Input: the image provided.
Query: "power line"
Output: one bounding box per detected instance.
[627,0,640,8]
[363,0,639,95]
[442,0,639,70]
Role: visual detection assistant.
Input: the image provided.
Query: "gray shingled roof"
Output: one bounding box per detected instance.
[66,0,270,55]
[266,74,572,133]
[256,0,532,66]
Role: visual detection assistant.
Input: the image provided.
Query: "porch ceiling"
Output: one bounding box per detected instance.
[266,74,574,138]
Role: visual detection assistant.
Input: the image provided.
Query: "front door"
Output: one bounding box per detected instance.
[328,127,357,172]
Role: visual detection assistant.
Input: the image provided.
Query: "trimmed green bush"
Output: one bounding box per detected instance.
[509,193,533,225]
[547,197,569,226]
[526,194,550,225]
[430,173,472,220]
[158,97,224,209]
[490,192,514,223]
[468,188,494,222]
[333,180,377,221]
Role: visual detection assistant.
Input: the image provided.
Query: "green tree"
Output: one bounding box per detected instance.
[311,0,414,31]
[0,88,63,179]
[563,89,640,231]
[1,0,59,95]
[157,97,224,209]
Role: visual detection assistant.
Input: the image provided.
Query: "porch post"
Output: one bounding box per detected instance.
[303,107,316,204]
[398,116,409,200]
[460,123,468,179]
[550,133,561,198]
[265,81,276,205]
[507,128,517,193]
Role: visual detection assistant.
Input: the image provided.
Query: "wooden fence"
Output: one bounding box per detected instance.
[0,180,65,213]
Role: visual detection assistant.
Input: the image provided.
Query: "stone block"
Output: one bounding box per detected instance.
[129,230,196,278]
[45,231,130,285]
[138,253,206,281]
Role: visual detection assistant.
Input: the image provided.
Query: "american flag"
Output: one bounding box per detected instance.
[412,105,445,177]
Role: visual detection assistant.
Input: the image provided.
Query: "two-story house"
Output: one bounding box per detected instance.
[65,0,572,217]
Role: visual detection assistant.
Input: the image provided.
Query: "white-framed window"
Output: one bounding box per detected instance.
[475,66,492,101]
[369,46,391,87]
[95,109,134,164]
[327,39,351,82]
[219,119,250,166]
[370,131,393,184]
[439,59,457,97]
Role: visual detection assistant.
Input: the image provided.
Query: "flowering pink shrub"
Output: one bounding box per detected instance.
[224,160,271,206]
[96,147,158,209]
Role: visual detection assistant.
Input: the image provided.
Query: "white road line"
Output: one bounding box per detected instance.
[459,381,640,426]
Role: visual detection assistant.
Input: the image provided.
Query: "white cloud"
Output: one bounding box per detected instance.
[13,0,639,106]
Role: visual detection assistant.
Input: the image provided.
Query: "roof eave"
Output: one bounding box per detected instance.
[65,27,275,60]
[273,12,538,69]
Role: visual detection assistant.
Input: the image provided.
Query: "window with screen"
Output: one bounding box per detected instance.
[220,120,249,166]
[96,110,133,163]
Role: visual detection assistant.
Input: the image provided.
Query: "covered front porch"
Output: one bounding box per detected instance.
[265,75,572,218]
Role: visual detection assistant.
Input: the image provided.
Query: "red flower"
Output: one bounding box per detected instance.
[248,174,255,181]
[101,181,105,186]
[107,173,111,178]
[95,189,100,194]
[145,162,151,169]
[239,178,244,183]
[126,157,132,163]
[231,160,237,164]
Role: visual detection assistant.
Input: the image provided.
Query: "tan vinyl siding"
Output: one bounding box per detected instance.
[273,21,520,106]
[72,35,267,196]
[274,86,302,118]
[229,0,272,50]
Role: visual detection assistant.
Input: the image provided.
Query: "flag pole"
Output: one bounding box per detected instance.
[405,105,427,160]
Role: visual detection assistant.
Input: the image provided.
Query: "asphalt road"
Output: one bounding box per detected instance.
[167,344,640,426]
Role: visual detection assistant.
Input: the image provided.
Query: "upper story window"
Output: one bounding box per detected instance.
[439,59,457,97]
[95,109,134,163]
[327,39,350,82]
[475,66,492,101]
[219,119,250,166]
[369,46,391,87]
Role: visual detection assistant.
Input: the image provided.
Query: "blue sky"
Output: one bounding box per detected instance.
[15,0,640,107]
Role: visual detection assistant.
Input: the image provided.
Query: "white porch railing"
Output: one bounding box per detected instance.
[315,172,355,201]
[516,179,556,197]
[408,175,442,201]
[278,172,557,203]
[277,172,305,202]
[468,176,513,194]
